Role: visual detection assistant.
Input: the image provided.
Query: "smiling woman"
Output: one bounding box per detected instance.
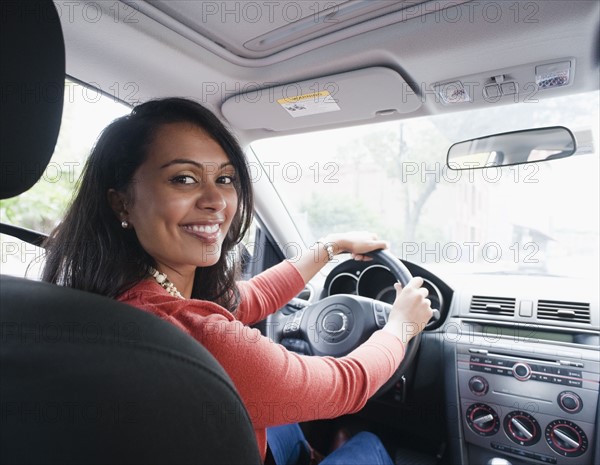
[107,123,240,298]
[39,96,433,464]
[42,98,254,309]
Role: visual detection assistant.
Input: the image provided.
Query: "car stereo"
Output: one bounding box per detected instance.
[456,339,599,464]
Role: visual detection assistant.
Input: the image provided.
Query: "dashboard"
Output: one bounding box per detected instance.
[294,255,600,465]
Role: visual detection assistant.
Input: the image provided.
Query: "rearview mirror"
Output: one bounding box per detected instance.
[447,126,576,170]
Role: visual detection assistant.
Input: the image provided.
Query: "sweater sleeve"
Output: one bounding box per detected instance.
[198,323,405,429]
[235,260,306,325]
[118,281,405,429]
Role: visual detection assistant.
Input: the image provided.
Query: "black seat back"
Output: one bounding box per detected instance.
[1,277,261,464]
[0,2,261,463]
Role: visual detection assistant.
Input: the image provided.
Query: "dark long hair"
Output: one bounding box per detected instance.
[42,98,253,311]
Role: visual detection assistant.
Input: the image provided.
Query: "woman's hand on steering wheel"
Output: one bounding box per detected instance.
[382,277,434,345]
[321,231,389,261]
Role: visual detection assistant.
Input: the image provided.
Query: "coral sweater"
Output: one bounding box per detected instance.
[117,261,405,461]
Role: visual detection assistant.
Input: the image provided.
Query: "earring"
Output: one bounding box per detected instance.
[121,220,129,229]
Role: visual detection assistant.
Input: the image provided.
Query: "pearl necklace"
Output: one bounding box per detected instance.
[149,267,184,299]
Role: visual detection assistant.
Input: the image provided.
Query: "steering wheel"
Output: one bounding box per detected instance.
[272,249,431,394]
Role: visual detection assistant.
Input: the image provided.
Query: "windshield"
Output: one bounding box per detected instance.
[251,91,599,279]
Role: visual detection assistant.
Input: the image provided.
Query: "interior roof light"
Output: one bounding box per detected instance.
[535,61,572,90]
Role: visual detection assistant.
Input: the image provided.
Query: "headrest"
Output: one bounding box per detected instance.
[0,0,65,199]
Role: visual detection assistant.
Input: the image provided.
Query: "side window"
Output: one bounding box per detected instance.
[0,80,131,278]
[239,219,284,279]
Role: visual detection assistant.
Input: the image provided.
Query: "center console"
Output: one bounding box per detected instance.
[456,335,599,465]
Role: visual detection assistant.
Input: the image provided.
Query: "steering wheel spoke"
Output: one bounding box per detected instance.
[373,300,392,329]
[281,308,305,336]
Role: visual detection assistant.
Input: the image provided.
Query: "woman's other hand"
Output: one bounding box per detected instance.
[383,277,433,345]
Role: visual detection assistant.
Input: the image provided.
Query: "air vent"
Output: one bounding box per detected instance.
[537,300,591,324]
[470,296,515,316]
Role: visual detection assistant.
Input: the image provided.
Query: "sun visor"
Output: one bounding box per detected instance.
[221,67,421,131]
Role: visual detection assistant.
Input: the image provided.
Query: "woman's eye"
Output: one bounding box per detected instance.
[171,175,197,185]
[217,175,236,185]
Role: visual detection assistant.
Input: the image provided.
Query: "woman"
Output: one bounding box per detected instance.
[43,98,433,464]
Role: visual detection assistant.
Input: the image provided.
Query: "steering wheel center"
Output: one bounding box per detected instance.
[322,311,347,334]
[314,303,355,347]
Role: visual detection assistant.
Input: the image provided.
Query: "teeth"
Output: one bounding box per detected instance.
[184,224,220,234]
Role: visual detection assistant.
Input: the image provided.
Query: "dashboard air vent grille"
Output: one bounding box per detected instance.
[470,295,515,316]
[537,300,591,323]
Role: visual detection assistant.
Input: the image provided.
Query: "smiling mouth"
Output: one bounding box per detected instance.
[181,223,222,242]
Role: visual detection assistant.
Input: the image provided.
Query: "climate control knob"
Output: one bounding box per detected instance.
[545,420,588,457]
[466,403,500,436]
[503,411,541,446]
[558,391,583,414]
[469,376,488,395]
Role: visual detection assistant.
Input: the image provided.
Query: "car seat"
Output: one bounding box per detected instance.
[0,1,261,463]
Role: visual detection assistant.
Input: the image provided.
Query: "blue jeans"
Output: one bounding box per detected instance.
[267,423,395,465]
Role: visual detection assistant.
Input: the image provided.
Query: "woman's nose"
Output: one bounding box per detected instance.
[196,183,226,211]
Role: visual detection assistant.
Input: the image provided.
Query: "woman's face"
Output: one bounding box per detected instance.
[121,122,239,276]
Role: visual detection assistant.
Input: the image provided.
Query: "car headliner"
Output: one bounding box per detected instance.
[58,0,599,143]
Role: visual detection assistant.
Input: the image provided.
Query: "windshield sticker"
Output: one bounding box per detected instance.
[277,90,340,118]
